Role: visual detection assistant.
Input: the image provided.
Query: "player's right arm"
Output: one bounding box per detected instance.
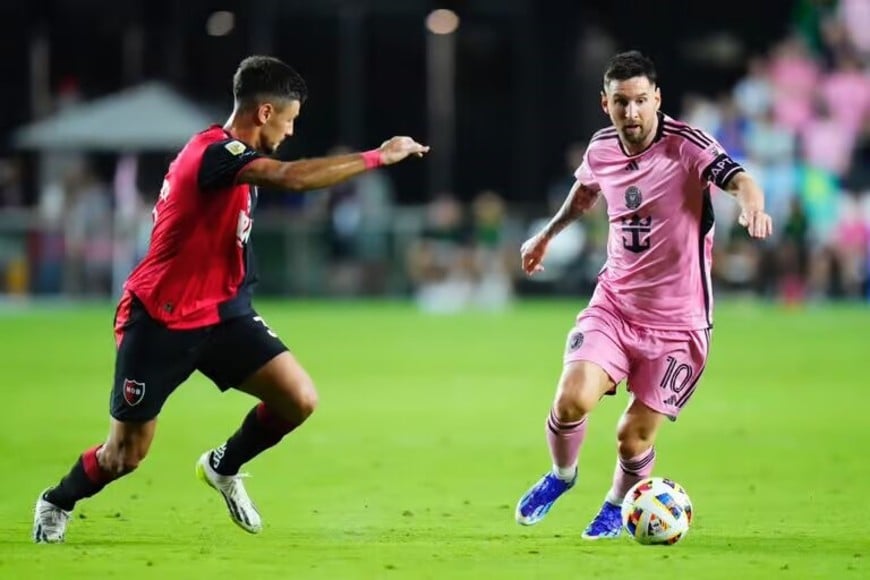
[237,136,429,191]
[540,180,600,240]
[521,180,599,275]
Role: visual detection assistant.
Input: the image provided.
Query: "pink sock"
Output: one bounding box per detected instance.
[605,447,656,505]
[546,408,588,479]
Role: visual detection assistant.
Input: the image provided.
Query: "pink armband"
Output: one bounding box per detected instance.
[361,149,383,169]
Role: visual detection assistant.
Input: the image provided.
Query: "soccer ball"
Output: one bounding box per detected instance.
[621,477,693,545]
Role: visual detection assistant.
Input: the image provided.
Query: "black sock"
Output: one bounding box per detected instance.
[45,445,113,511]
[211,403,298,476]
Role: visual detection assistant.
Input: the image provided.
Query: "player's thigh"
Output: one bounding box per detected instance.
[627,328,711,421]
[111,296,202,422]
[554,361,617,418]
[196,312,314,412]
[557,305,630,415]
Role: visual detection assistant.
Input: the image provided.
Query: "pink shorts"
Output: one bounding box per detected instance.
[563,302,711,420]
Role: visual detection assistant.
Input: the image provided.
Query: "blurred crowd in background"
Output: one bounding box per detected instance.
[0,0,867,310]
[684,0,870,304]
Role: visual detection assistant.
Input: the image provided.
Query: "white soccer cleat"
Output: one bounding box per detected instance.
[196,452,263,534]
[33,491,71,543]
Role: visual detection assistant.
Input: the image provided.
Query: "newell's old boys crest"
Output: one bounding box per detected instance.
[123,379,146,406]
[625,186,642,210]
[568,332,584,351]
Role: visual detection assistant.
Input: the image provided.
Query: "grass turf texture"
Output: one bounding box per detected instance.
[1,299,866,579]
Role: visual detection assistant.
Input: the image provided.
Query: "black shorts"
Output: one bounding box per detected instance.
[110,294,289,422]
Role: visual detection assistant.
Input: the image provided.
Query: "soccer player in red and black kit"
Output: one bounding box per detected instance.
[33,55,429,543]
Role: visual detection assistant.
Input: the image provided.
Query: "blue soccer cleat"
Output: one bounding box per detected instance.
[581,500,623,539]
[515,470,576,526]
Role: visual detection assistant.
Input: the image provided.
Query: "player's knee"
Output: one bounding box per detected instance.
[553,381,597,422]
[272,378,318,422]
[295,381,318,418]
[616,419,655,458]
[553,363,611,422]
[617,437,653,460]
[553,391,588,422]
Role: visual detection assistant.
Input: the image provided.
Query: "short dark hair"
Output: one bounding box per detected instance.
[603,51,657,87]
[233,55,308,106]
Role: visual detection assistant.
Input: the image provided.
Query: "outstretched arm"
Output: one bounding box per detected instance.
[540,180,599,240]
[521,180,599,276]
[236,136,429,191]
[723,171,773,239]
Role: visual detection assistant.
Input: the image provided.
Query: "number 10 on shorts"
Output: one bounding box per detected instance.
[659,356,694,394]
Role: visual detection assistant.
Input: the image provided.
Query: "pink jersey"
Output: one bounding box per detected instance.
[574,112,744,330]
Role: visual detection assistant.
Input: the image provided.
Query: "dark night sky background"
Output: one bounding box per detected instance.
[0,0,797,204]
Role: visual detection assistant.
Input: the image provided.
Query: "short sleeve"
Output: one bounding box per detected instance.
[198,139,263,191]
[573,150,601,193]
[682,129,745,189]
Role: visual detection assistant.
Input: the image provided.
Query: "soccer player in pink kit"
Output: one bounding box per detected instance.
[515,51,773,538]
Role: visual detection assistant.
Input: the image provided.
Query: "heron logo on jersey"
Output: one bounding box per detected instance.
[622,186,652,253]
[123,379,146,406]
[625,186,643,210]
[568,331,584,351]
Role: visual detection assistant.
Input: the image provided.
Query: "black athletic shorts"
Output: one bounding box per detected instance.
[110,293,288,422]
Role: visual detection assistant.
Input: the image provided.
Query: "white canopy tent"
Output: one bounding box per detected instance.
[12,82,215,152]
[11,82,217,296]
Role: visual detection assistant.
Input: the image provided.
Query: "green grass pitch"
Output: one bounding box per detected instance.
[0,299,867,579]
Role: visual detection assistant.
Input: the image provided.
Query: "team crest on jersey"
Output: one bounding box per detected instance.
[123,379,146,406]
[568,331,584,351]
[625,186,642,210]
[224,140,246,156]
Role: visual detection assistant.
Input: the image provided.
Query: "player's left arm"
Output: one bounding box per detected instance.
[693,135,773,240]
[722,171,773,239]
[236,137,429,191]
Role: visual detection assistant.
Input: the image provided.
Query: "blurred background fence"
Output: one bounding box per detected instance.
[0,0,867,309]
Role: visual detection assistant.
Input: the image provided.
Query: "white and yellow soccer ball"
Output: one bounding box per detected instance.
[621,477,693,545]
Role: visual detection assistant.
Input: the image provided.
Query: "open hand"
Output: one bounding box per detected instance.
[378,137,430,165]
[520,233,550,276]
[738,210,773,239]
